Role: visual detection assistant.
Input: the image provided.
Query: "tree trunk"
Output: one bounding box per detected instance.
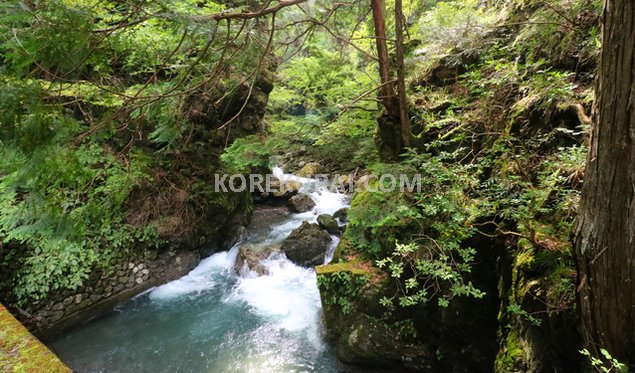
[371,0,404,160]
[394,0,411,148]
[574,0,635,364]
[371,0,394,113]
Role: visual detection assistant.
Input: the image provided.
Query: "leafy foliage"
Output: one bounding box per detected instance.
[0,0,277,304]
[343,151,484,310]
[220,135,273,173]
[317,271,367,315]
[413,0,501,70]
[581,348,628,373]
[0,81,158,303]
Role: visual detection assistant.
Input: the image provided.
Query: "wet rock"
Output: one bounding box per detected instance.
[126,275,135,285]
[222,225,246,249]
[50,311,64,323]
[269,177,303,199]
[334,208,349,223]
[317,214,340,235]
[296,162,323,177]
[79,299,92,309]
[281,221,332,267]
[288,193,315,213]
[234,244,281,276]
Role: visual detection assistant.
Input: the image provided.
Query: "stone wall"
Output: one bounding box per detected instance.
[21,248,202,340]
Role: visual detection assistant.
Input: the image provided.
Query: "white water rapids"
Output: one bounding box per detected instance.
[51,167,349,373]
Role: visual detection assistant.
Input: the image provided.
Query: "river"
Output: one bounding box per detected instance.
[50,168,349,373]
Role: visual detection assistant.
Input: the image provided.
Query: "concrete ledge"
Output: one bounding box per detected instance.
[0,303,70,372]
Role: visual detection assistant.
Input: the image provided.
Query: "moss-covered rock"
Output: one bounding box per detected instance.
[318,233,502,372]
[317,214,340,235]
[295,162,324,177]
[495,244,582,373]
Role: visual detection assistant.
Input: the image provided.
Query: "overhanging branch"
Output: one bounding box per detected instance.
[207,0,306,21]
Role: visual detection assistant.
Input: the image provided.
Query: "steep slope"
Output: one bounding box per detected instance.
[317,0,599,371]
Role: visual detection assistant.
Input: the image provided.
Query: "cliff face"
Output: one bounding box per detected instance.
[318,213,502,372]
[317,0,598,370]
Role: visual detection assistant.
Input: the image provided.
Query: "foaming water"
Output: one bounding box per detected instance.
[51,167,349,373]
[231,256,324,345]
[149,247,238,300]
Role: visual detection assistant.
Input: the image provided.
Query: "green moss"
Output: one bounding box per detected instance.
[0,304,70,373]
[316,262,372,275]
[495,329,527,372]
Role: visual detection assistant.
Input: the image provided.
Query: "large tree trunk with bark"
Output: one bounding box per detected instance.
[574,0,635,364]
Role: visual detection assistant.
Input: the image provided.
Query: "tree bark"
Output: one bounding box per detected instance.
[371,0,394,109]
[574,0,635,364]
[394,0,411,148]
[371,0,405,160]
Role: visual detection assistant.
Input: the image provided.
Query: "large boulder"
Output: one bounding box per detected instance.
[317,214,340,235]
[234,244,281,276]
[281,221,332,266]
[296,162,324,177]
[288,193,315,213]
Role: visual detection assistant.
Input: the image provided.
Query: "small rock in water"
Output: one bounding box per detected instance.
[333,207,349,223]
[281,221,332,267]
[317,214,340,235]
[288,193,316,213]
[234,244,281,276]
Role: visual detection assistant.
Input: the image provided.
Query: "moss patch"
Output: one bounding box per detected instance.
[316,261,375,275]
[495,329,527,372]
[0,304,70,373]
